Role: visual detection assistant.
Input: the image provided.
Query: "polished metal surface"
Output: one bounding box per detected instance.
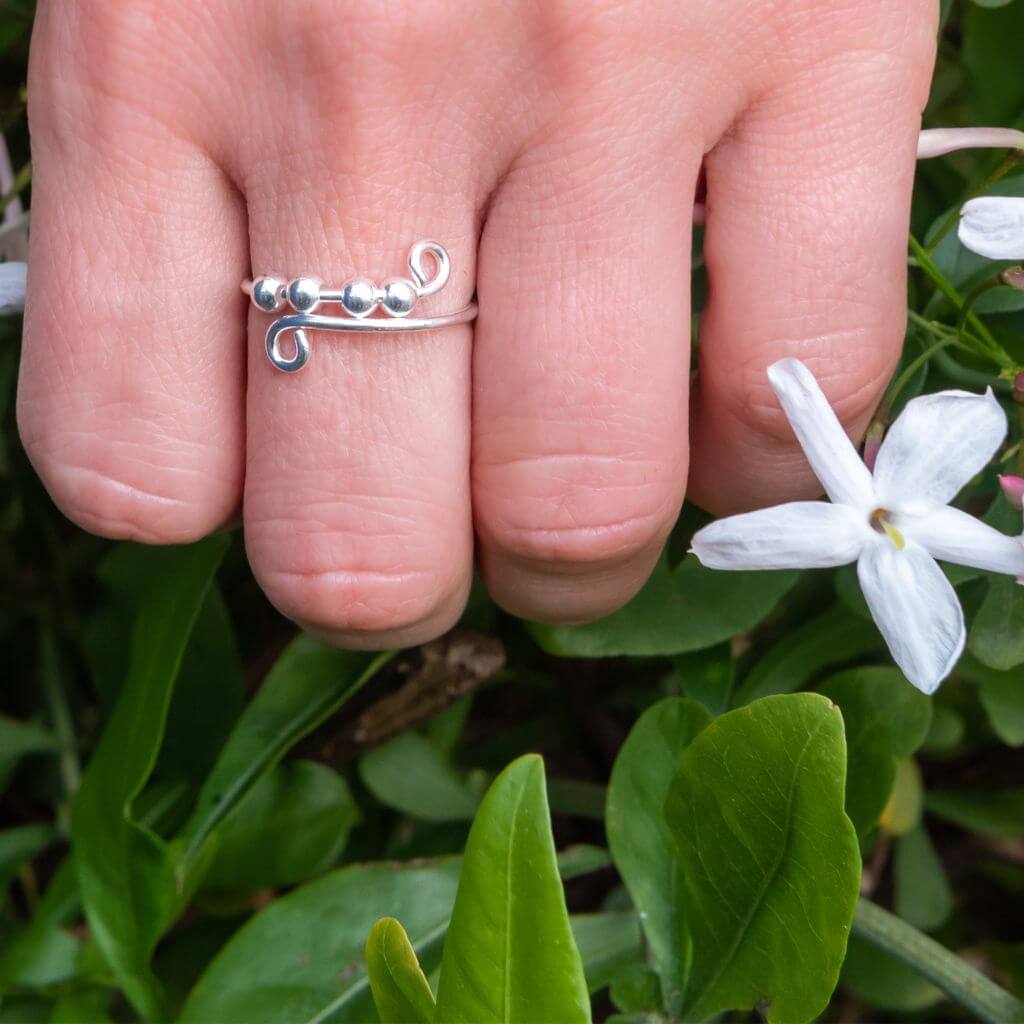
[243,240,476,373]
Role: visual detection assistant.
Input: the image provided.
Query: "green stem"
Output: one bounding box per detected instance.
[878,333,961,421]
[39,621,81,836]
[909,235,1015,370]
[926,151,1024,254]
[957,275,1007,335]
[852,899,1024,1024]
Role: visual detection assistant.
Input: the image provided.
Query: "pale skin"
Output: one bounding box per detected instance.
[18,0,938,649]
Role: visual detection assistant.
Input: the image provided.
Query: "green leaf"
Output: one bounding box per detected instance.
[434,755,590,1024]
[841,934,943,1012]
[365,918,435,1024]
[200,761,358,892]
[959,655,1024,747]
[556,845,613,881]
[817,667,932,834]
[606,698,711,1011]
[48,989,113,1024]
[733,606,881,706]
[970,566,1024,671]
[177,636,389,882]
[0,825,57,890]
[359,732,482,821]
[673,643,732,716]
[666,693,861,1024]
[963,0,1024,122]
[0,717,57,792]
[181,860,461,1024]
[609,964,662,1014]
[70,536,229,1021]
[570,914,643,995]
[529,555,798,658]
[927,788,1024,837]
[894,824,954,933]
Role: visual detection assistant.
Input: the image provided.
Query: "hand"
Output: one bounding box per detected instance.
[18,0,936,648]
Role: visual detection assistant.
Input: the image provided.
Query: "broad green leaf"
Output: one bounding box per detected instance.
[359,732,482,821]
[970,574,1024,671]
[959,655,1024,747]
[606,698,711,1011]
[927,788,1024,837]
[529,555,798,658]
[733,606,881,706]
[177,636,389,882]
[817,667,932,834]
[434,755,590,1024]
[71,536,228,1021]
[365,918,435,1024]
[841,934,943,1012]
[181,861,460,1024]
[200,761,357,892]
[570,913,643,995]
[963,0,1024,122]
[673,643,732,716]
[666,694,861,1024]
[894,824,953,933]
[0,825,57,890]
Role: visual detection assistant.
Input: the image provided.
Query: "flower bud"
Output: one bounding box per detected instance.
[1015,371,1024,404]
[1000,267,1024,291]
[863,421,885,472]
[999,474,1024,510]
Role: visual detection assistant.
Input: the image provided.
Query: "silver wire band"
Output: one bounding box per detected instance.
[243,240,477,373]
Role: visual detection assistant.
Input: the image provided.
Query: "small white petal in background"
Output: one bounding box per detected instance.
[918,127,1024,160]
[0,260,26,311]
[958,196,1024,261]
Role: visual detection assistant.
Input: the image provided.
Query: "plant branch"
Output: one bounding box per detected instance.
[852,899,1024,1024]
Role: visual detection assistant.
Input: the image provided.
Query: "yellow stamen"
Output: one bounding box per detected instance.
[870,507,906,550]
[882,520,906,550]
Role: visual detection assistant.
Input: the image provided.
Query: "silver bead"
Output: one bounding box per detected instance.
[286,276,322,313]
[251,276,286,312]
[381,278,417,317]
[341,278,378,318]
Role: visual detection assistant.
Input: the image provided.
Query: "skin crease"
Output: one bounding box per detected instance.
[17,0,938,649]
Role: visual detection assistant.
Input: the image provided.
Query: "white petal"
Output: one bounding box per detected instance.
[902,504,1024,577]
[918,127,1024,160]
[857,541,965,695]
[691,501,868,571]
[958,197,1024,261]
[873,388,1006,512]
[0,260,25,312]
[767,358,876,509]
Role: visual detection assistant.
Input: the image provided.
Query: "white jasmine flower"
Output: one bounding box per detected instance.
[0,260,26,312]
[959,196,1024,261]
[918,127,1024,160]
[691,359,1024,694]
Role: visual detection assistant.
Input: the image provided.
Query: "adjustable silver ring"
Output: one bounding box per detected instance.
[243,240,477,373]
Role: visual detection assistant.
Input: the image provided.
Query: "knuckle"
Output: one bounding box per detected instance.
[16,399,236,545]
[478,464,679,569]
[247,516,464,636]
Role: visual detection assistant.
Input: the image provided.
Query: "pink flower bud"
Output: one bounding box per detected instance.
[1000,268,1024,291]
[1014,372,1024,405]
[863,421,885,472]
[999,474,1024,510]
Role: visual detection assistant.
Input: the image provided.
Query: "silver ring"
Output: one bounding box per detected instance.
[243,240,478,373]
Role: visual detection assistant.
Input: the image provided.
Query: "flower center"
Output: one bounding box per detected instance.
[870,508,905,550]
